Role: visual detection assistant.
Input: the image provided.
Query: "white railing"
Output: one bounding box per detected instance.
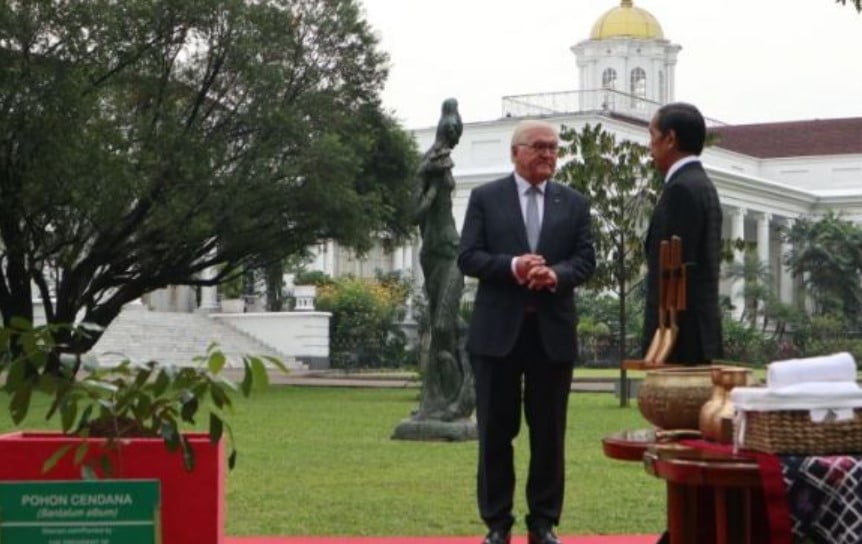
[501,89,726,127]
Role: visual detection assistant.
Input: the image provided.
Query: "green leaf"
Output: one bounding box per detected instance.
[73,442,89,465]
[81,464,98,481]
[207,350,227,374]
[227,449,238,470]
[9,317,32,331]
[180,434,195,472]
[209,412,224,444]
[248,356,269,392]
[99,454,113,478]
[61,399,79,433]
[180,395,199,424]
[240,360,253,397]
[161,421,179,452]
[152,370,170,397]
[41,444,73,474]
[9,385,33,425]
[262,355,290,374]
[210,384,229,408]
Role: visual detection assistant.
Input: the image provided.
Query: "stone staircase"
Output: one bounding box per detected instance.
[88,304,300,369]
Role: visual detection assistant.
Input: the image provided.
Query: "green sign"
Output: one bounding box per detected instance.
[0,480,160,544]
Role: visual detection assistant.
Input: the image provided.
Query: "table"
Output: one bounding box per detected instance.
[602,430,771,544]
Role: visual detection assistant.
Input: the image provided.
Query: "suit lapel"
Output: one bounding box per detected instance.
[502,175,530,250]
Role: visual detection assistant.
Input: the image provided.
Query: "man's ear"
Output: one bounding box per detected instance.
[666,129,678,150]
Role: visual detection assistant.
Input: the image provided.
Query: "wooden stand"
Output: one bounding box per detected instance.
[621,359,682,371]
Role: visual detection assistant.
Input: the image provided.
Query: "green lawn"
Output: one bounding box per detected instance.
[0,387,664,536]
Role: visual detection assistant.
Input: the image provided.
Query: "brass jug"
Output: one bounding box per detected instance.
[698,367,751,442]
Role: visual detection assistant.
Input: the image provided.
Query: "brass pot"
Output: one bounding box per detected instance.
[637,367,715,430]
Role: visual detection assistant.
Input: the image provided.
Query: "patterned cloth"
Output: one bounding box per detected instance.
[782,455,862,544]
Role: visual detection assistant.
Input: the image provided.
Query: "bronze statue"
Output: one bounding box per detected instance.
[392,99,475,439]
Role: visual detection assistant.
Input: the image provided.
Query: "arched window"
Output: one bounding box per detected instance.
[602,68,617,89]
[630,68,647,108]
[601,68,617,110]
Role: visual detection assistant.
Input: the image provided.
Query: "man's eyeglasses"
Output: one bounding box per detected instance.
[516,142,559,153]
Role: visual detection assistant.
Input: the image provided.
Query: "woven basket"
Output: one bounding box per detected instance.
[740,409,862,455]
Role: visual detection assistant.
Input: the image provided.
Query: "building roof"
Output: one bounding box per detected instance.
[590,0,664,40]
[712,118,862,158]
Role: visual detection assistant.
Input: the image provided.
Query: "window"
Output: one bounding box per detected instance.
[602,68,617,89]
[630,68,647,108]
[601,68,617,110]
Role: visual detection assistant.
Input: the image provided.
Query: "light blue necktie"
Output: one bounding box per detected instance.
[526,186,541,251]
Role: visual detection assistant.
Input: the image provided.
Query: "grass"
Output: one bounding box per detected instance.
[0,387,664,537]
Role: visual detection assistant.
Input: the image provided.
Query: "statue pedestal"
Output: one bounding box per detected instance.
[391,418,477,442]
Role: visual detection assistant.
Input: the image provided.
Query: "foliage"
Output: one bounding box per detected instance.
[293,270,333,287]
[0,0,416,369]
[721,302,862,366]
[0,321,285,474]
[575,289,641,365]
[315,274,412,369]
[576,316,611,364]
[558,124,663,297]
[836,0,862,12]
[789,314,862,362]
[557,123,663,372]
[720,317,778,365]
[722,251,776,328]
[780,212,862,326]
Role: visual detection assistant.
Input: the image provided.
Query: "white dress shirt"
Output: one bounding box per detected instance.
[664,155,701,184]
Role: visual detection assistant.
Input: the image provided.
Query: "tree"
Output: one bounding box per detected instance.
[722,251,775,328]
[0,0,417,371]
[781,212,862,326]
[557,123,663,405]
[836,0,862,12]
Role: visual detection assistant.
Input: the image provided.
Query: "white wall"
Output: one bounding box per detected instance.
[212,312,331,369]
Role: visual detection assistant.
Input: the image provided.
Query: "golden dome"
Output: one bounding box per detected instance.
[590,0,664,40]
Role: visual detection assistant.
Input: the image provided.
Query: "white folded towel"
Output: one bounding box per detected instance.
[772,381,862,397]
[766,352,857,389]
[731,385,862,411]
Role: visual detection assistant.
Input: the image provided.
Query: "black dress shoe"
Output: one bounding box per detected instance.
[528,527,562,544]
[482,529,511,544]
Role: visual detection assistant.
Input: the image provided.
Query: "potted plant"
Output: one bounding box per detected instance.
[0,319,286,544]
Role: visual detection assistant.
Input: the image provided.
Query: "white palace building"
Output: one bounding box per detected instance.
[309,0,862,315]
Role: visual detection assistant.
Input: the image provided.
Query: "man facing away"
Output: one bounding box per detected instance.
[458,120,596,544]
[644,102,723,366]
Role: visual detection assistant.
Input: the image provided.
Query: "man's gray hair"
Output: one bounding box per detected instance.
[510,120,559,147]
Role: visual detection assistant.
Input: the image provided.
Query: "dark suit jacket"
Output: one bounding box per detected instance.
[643,161,723,363]
[457,175,596,362]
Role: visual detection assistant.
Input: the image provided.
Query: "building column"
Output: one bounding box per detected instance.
[392,245,405,272]
[755,212,772,326]
[324,241,335,277]
[779,218,795,305]
[756,212,771,267]
[198,266,220,313]
[730,207,747,319]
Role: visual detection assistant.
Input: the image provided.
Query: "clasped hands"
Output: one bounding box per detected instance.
[515,253,557,291]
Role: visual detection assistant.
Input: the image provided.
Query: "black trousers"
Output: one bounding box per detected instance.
[470,315,574,532]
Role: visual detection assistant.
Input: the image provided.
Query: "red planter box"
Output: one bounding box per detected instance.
[0,431,225,544]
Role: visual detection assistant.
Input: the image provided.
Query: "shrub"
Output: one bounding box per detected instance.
[315,276,410,369]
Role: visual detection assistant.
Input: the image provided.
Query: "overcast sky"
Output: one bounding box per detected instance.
[359,0,862,129]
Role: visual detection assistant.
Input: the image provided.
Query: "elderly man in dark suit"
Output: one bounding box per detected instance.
[643,102,723,366]
[458,120,596,544]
